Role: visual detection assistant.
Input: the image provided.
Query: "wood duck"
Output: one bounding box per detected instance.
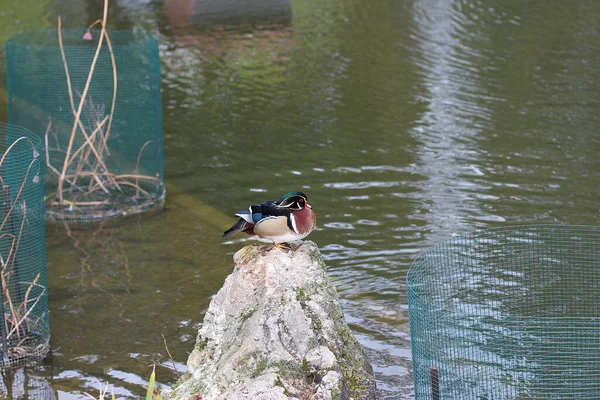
[223,191,317,251]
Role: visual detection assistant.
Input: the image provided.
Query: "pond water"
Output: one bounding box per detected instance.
[1,0,600,398]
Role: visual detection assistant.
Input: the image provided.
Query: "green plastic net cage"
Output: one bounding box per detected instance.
[5,28,164,222]
[0,123,49,368]
[408,225,600,399]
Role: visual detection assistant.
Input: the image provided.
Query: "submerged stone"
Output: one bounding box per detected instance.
[163,241,378,400]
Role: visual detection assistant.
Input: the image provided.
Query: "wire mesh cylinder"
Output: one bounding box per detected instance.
[5,28,164,222]
[0,123,49,368]
[408,225,600,399]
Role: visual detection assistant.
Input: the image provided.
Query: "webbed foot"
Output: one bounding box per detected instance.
[274,242,295,252]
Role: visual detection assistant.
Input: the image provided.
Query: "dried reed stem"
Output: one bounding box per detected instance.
[64,172,160,181]
[162,334,181,378]
[56,0,109,201]
[114,181,150,197]
[103,27,117,152]
[0,140,47,357]
[0,239,18,340]
[0,137,34,168]
[57,17,76,116]
[47,200,109,207]
[6,275,44,340]
[81,25,120,192]
[46,0,159,213]
[67,115,109,165]
[0,158,37,233]
[46,122,83,191]
[8,199,26,283]
[57,19,106,192]
[55,41,122,198]
[135,141,153,197]
[81,15,118,188]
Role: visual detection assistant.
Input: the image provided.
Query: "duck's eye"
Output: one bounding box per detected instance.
[288,199,305,210]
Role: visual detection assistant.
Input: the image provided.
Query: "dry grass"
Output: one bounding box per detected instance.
[44,0,160,219]
[0,136,48,364]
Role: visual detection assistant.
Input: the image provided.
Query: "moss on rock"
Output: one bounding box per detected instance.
[163,241,378,400]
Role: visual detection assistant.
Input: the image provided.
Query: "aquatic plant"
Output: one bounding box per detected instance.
[84,365,162,400]
[43,0,161,220]
[0,132,49,366]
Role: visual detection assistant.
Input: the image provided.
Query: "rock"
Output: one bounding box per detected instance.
[163,241,378,400]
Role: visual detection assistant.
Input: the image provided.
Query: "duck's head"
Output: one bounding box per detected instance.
[276,191,311,210]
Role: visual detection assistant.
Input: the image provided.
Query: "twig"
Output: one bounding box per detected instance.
[117,174,160,181]
[6,281,45,340]
[46,1,158,212]
[0,236,19,342]
[57,17,76,116]
[113,181,150,197]
[63,172,160,181]
[162,334,181,379]
[103,27,117,152]
[46,200,110,207]
[0,238,8,363]
[58,18,110,193]
[94,175,110,194]
[135,141,153,197]
[0,235,16,274]
[0,137,34,168]
[44,120,52,167]
[86,19,103,32]
[67,115,109,166]
[0,158,37,233]
[84,17,118,188]
[45,122,87,191]
[8,273,41,339]
[20,273,42,330]
[0,137,46,361]
[56,0,110,201]
[7,195,26,302]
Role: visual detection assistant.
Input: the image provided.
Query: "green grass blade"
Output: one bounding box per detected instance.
[146,365,156,400]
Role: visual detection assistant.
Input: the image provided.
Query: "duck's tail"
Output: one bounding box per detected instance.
[223,218,253,237]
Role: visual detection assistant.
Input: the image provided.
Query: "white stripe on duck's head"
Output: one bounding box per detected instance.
[276,191,310,210]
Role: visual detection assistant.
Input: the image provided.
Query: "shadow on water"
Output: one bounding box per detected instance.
[0,0,600,398]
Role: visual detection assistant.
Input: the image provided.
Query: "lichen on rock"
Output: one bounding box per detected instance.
[163,241,378,400]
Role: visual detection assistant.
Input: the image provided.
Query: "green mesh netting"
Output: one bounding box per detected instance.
[0,123,49,368]
[408,225,600,399]
[5,28,164,221]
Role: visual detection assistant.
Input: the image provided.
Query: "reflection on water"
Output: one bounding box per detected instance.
[0,368,55,399]
[166,0,292,28]
[409,226,600,399]
[0,0,600,398]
